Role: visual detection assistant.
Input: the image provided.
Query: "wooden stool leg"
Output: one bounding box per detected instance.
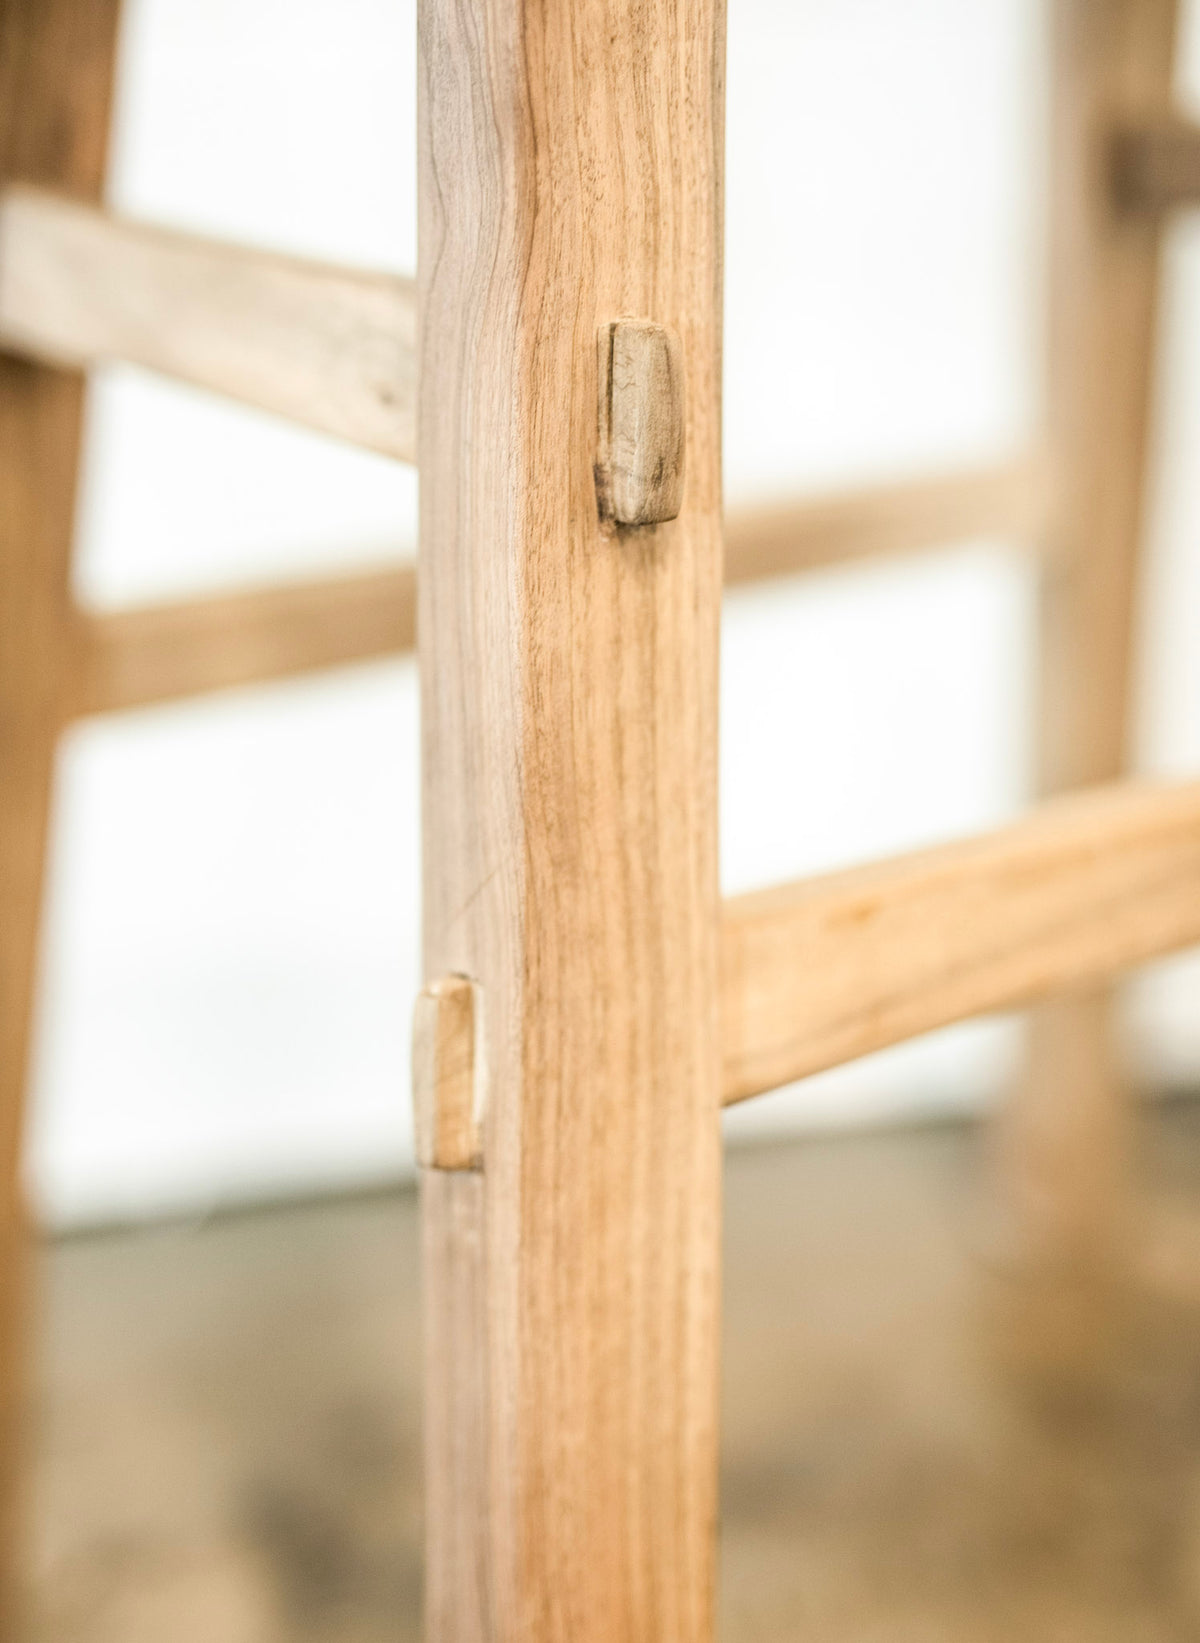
[996,0,1178,1297]
[0,0,122,1619]
[416,0,726,1638]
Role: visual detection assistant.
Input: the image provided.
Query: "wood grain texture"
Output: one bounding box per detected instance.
[73,564,416,715]
[722,456,1050,586]
[1005,0,1179,1278]
[1113,117,1200,210]
[721,780,1200,1107]
[412,975,483,1171]
[420,1169,490,1641]
[0,186,418,461]
[0,0,122,1623]
[418,0,725,1638]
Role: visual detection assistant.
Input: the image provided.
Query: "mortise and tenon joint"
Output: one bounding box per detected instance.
[596,318,687,526]
[411,975,484,1171]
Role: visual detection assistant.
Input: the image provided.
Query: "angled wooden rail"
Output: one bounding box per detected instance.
[0,191,1048,562]
[64,457,1045,715]
[72,565,418,715]
[0,186,418,461]
[0,187,1055,721]
[723,457,1050,584]
[0,1,124,1620]
[720,779,1200,1106]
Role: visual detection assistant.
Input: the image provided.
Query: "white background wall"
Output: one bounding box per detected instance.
[24,0,1200,1227]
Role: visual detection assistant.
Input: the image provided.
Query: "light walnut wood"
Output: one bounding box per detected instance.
[1114,116,1200,210]
[412,976,483,1171]
[0,179,1051,552]
[721,780,1200,1108]
[0,186,417,461]
[419,1169,489,1639]
[0,0,122,1623]
[1005,0,1180,1279]
[418,0,725,1637]
[2,3,1190,1631]
[73,565,416,715]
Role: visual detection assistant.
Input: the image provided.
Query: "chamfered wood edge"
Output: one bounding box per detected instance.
[720,778,1200,1107]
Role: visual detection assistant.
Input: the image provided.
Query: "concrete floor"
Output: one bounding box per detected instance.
[25,1109,1200,1642]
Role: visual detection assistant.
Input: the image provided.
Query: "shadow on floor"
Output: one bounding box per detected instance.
[27,1106,1200,1642]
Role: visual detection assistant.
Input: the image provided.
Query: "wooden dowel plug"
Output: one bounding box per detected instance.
[596,318,686,526]
[413,975,484,1171]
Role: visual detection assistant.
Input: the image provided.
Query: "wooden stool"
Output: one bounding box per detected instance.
[3,0,1199,1636]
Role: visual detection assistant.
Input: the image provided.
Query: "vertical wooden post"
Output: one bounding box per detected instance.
[417,0,726,1638]
[998,0,1178,1290]
[0,0,122,1619]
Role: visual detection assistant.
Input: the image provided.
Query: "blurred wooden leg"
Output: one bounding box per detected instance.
[994,0,1179,1318]
[0,0,122,1622]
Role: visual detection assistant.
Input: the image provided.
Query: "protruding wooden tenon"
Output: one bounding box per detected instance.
[1113,118,1200,211]
[412,976,483,1172]
[596,318,686,527]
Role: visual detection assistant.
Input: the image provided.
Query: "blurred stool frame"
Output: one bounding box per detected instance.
[2,0,1199,1637]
